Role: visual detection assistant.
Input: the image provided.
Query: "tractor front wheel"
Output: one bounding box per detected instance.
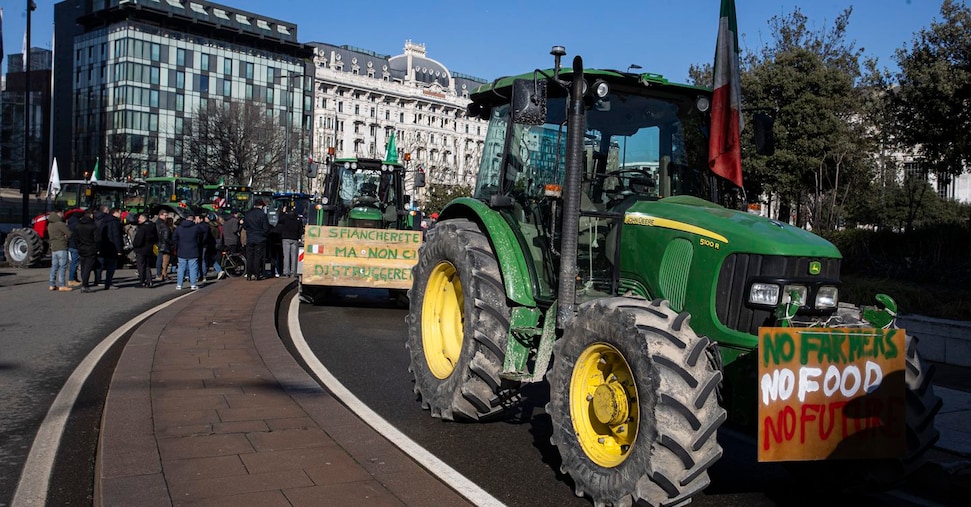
[547,298,726,507]
[406,219,519,421]
[4,228,46,268]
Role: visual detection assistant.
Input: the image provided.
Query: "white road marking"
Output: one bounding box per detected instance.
[287,296,505,507]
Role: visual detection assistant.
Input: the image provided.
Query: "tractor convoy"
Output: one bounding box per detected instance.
[402,50,941,506]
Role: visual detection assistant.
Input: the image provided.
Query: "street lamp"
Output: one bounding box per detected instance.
[626,64,642,73]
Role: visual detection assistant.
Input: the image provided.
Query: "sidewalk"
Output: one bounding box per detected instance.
[95,278,471,507]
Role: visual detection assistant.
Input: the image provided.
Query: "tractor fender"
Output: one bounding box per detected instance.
[438,197,537,307]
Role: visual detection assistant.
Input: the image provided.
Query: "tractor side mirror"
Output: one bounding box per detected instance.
[511,79,547,125]
[753,112,775,156]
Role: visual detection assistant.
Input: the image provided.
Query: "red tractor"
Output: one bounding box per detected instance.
[3,180,135,267]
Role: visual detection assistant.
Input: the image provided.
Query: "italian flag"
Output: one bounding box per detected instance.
[709,0,743,188]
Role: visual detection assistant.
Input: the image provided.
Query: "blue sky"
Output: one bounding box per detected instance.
[1,1,957,83]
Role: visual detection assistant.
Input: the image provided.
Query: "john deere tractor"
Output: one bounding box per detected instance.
[405,49,941,506]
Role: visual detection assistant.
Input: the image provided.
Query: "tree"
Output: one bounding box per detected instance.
[184,100,299,188]
[423,183,473,214]
[889,0,971,190]
[739,7,874,230]
[104,133,147,181]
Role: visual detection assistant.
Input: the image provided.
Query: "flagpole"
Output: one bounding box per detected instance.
[48,23,55,180]
[21,0,37,228]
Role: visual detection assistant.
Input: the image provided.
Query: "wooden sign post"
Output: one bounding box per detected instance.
[757,327,906,462]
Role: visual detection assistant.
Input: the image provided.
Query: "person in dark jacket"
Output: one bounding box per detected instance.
[97,207,125,289]
[275,206,303,277]
[154,209,171,280]
[132,213,159,288]
[222,210,241,254]
[66,211,81,285]
[171,214,203,290]
[243,200,272,280]
[75,210,100,293]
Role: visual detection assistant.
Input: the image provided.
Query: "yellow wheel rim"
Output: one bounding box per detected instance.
[421,261,464,379]
[570,342,638,467]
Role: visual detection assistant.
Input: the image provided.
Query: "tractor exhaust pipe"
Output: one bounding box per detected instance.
[556,56,585,329]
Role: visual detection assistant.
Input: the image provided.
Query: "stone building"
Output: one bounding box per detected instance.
[307,40,488,202]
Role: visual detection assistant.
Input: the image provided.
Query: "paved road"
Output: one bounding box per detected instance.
[0,266,185,505]
[295,288,949,507]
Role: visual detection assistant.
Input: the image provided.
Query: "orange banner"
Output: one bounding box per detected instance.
[757,327,906,462]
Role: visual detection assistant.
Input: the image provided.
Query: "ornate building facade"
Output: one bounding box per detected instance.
[307,41,488,204]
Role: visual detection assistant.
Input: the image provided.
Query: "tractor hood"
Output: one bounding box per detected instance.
[347,206,383,221]
[625,196,841,259]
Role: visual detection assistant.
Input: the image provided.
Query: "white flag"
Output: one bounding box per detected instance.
[48,158,61,196]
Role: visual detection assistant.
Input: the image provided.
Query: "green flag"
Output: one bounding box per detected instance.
[91,157,100,182]
[384,131,398,164]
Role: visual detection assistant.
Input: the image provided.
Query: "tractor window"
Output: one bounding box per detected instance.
[474,92,713,205]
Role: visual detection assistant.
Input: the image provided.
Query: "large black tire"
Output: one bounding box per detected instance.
[4,228,46,268]
[406,218,520,421]
[547,298,726,507]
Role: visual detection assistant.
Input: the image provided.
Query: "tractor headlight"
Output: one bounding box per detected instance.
[815,286,839,309]
[782,285,808,307]
[748,283,780,306]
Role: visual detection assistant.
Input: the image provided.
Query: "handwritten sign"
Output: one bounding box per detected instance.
[301,225,422,289]
[758,327,906,462]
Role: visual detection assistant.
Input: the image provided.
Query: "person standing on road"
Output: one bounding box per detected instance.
[47,208,73,292]
[132,212,159,288]
[154,210,171,280]
[222,210,241,255]
[75,210,100,293]
[243,200,272,280]
[276,205,303,277]
[172,214,203,290]
[97,207,125,290]
[66,211,81,286]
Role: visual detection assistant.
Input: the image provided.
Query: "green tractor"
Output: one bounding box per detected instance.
[405,50,941,506]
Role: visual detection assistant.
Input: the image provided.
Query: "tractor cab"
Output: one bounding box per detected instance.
[317,158,409,229]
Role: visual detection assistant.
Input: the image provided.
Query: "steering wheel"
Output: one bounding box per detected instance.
[603,169,655,203]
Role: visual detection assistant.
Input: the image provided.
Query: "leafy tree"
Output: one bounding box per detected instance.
[889,0,971,191]
[422,183,473,215]
[740,7,874,230]
[184,100,299,188]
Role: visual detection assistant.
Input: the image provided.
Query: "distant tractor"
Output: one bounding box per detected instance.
[201,183,255,213]
[142,176,205,218]
[298,157,422,304]
[404,50,940,506]
[3,180,134,268]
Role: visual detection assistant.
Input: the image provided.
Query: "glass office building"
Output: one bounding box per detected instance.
[53,0,313,182]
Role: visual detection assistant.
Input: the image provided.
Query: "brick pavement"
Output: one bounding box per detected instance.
[95,278,472,507]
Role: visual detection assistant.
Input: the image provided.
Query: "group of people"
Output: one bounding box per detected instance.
[48,205,128,293]
[46,199,304,292]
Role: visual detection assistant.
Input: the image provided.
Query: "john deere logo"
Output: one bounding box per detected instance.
[809,261,822,275]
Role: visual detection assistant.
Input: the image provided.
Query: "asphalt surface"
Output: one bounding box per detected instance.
[0,265,190,505]
[295,287,967,506]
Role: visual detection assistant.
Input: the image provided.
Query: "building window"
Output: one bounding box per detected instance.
[177,48,186,67]
[224,58,232,75]
[245,84,254,100]
[266,87,274,104]
[223,80,232,96]
[354,104,360,115]
[201,53,210,71]
[199,75,209,93]
[176,94,184,112]
[245,62,254,79]
[338,102,344,113]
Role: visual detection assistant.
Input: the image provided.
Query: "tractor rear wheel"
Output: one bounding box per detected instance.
[547,298,726,507]
[4,228,46,268]
[406,219,520,421]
